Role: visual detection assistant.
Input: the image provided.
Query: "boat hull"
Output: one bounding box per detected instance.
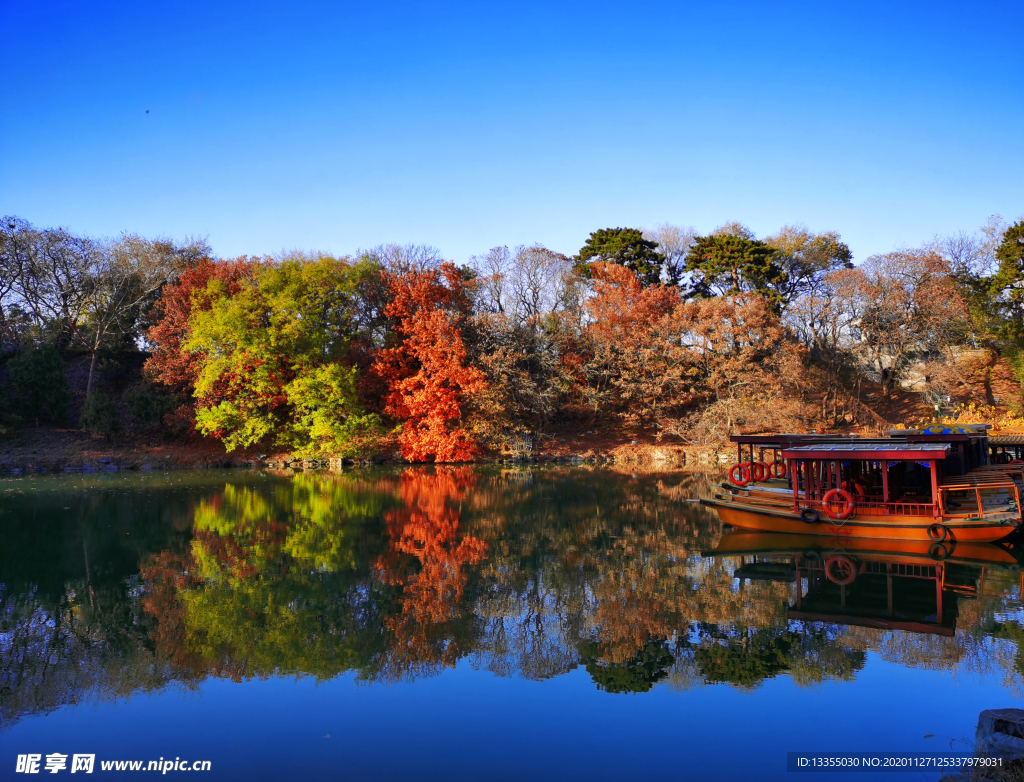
[702,499,1017,543]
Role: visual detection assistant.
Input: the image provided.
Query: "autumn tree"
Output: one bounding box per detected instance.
[373,262,486,462]
[576,227,665,286]
[711,221,756,240]
[788,268,863,424]
[580,263,810,439]
[472,244,583,326]
[468,245,586,441]
[581,262,682,421]
[665,294,811,441]
[0,219,209,399]
[849,249,968,398]
[360,243,444,275]
[79,235,195,399]
[0,216,211,422]
[185,256,381,455]
[0,218,32,346]
[764,226,853,311]
[144,256,258,423]
[0,217,96,350]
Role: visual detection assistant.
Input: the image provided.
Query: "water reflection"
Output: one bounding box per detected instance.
[3,467,1024,730]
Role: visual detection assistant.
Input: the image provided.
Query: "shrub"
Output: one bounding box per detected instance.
[122,384,178,427]
[5,345,69,426]
[81,393,120,439]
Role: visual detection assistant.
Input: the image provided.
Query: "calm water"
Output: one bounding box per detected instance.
[2,467,1024,781]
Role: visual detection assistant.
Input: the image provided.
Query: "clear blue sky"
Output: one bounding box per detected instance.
[2,0,1021,264]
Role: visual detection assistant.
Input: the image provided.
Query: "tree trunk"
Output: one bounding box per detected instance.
[86,349,99,401]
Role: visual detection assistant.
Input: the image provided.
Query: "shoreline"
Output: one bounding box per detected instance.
[0,426,750,474]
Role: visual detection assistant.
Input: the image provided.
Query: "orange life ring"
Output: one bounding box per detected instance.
[773,461,787,479]
[751,462,769,482]
[822,488,855,520]
[728,463,750,486]
[825,554,857,585]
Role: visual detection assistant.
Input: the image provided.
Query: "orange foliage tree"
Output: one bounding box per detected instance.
[582,262,683,419]
[582,263,812,439]
[373,263,486,461]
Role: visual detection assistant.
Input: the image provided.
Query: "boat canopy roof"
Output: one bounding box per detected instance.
[990,433,1024,445]
[731,434,891,446]
[884,424,990,436]
[781,443,950,461]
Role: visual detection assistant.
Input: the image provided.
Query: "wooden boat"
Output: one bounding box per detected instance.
[702,441,1021,543]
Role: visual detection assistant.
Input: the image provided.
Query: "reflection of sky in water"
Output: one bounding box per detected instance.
[1,467,1023,781]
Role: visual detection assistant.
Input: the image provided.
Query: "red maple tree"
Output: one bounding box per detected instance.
[372,263,486,461]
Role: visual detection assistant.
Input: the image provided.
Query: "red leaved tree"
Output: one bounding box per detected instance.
[144,256,260,423]
[373,263,486,461]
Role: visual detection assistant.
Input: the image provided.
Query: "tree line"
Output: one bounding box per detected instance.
[1,214,1023,457]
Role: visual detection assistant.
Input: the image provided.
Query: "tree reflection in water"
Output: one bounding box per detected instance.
[3,466,1024,724]
[375,467,487,677]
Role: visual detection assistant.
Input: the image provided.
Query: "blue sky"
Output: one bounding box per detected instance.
[1,0,1021,264]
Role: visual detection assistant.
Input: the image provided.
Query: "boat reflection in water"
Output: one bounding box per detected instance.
[708,532,1022,638]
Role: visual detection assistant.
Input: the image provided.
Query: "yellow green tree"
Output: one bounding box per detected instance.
[185,255,381,455]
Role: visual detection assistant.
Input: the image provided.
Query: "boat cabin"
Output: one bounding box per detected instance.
[732,425,990,483]
[781,442,952,519]
[779,442,1022,524]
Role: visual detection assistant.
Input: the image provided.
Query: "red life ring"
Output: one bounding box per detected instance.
[751,462,769,482]
[728,463,750,486]
[822,488,855,520]
[825,554,857,585]
[773,461,787,479]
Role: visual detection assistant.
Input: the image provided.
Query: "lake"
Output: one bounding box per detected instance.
[2,466,1023,781]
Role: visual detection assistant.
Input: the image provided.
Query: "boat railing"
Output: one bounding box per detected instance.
[840,498,938,517]
[767,495,940,517]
